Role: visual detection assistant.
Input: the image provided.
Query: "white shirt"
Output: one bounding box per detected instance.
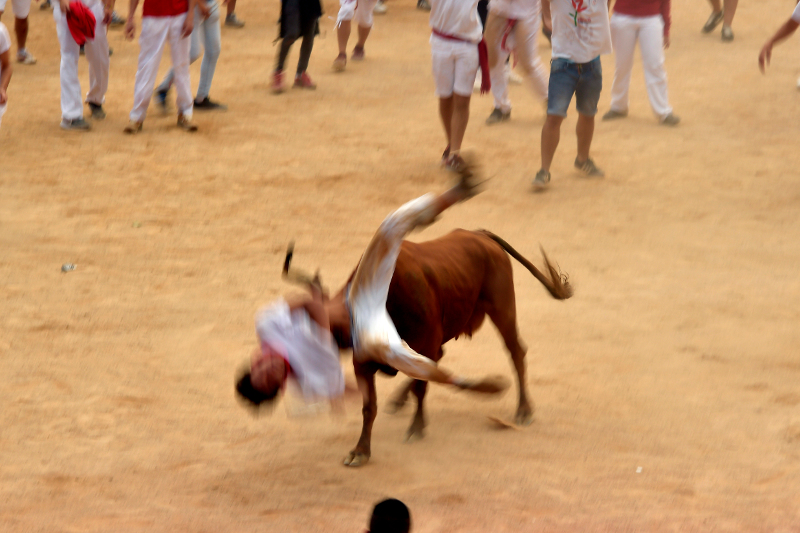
[792,1,800,23]
[429,0,483,43]
[489,0,541,22]
[551,0,612,63]
[255,299,345,401]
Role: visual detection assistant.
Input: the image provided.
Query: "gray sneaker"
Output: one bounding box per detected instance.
[602,109,628,121]
[225,13,245,28]
[702,10,724,33]
[485,107,510,125]
[88,102,106,120]
[574,157,604,177]
[417,0,431,10]
[532,169,551,191]
[60,118,91,131]
[660,113,680,126]
[721,26,734,42]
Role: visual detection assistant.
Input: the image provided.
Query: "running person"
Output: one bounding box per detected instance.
[271,0,321,92]
[483,0,548,124]
[0,0,36,64]
[333,0,378,71]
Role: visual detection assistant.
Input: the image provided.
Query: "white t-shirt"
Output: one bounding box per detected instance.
[429,0,483,44]
[489,0,541,22]
[551,0,612,63]
[792,1,800,23]
[255,299,345,402]
[0,22,9,124]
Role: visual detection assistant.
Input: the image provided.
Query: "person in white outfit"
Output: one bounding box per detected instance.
[0,21,12,129]
[483,0,548,124]
[429,0,485,172]
[0,0,36,64]
[603,0,679,126]
[333,0,378,71]
[123,0,197,133]
[52,0,111,131]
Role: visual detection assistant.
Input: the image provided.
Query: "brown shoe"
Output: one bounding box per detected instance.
[123,120,143,134]
[333,53,347,72]
[177,114,197,132]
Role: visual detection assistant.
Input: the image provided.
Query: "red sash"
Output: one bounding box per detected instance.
[432,28,491,95]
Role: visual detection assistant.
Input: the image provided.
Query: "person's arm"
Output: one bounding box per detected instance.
[59,0,70,12]
[103,0,115,24]
[661,0,671,48]
[181,0,195,37]
[124,0,140,40]
[0,48,11,105]
[759,18,800,73]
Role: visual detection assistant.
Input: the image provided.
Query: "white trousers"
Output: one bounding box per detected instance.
[130,14,192,122]
[336,0,377,28]
[485,10,548,113]
[0,0,31,18]
[609,13,672,119]
[53,0,109,120]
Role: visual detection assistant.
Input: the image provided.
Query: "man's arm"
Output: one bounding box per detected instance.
[0,49,11,105]
[759,18,800,73]
[103,0,115,24]
[661,0,671,48]
[181,0,195,37]
[124,0,141,40]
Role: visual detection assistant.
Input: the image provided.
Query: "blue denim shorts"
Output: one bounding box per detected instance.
[547,57,603,117]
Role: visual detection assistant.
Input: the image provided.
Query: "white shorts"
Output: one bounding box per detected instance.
[0,0,31,17]
[430,35,479,98]
[336,0,378,28]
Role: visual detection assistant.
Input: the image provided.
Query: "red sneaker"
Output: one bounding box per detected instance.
[271,70,284,94]
[293,72,317,90]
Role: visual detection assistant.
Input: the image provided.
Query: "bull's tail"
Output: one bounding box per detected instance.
[477,230,573,300]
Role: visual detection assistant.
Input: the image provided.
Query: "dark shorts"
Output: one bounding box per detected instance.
[547,56,603,117]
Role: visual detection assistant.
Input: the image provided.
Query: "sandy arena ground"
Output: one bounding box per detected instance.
[2,0,800,531]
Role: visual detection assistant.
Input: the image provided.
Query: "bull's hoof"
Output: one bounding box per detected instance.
[343,450,370,467]
[514,408,534,427]
[385,399,407,415]
[404,424,425,443]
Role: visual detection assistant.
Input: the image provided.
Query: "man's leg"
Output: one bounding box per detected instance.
[449,94,470,153]
[295,17,317,83]
[167,14,194,122]
[575,113,594,163]
[639,15,673,121]
[53,1,84,122]
[514,16,548,102]
[439,96,453,145]
[83,4,110,112]
[13,0,35,63]
[484,11,512,122]
[574,58,603,174]
[129,17,170,123]
[540,114,563,172]
[606,13,636,117]
[224,0,244,27]
[445,43,478,162]
[351,0,376,59]
[196,5,221,101]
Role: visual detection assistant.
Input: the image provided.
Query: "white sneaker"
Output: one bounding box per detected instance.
[17,49,36,65]
[374,0,387,14]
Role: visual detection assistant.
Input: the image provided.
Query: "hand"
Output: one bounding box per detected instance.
[197,1,210,19]
[663,33,670,49]
[59,0,70,12]
[0,88,7,105]
[181,15,193,38]
[759,42,773,74]
[124,18,135,40]
[103,7,113,24]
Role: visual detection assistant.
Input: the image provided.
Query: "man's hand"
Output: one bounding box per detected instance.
[59,0,70,12]
[759,42,773,74]
[0,88,7,105]
[103,6,113,23]
[197,1,210,19]
[181,14,193,37]
[124,17,135,39]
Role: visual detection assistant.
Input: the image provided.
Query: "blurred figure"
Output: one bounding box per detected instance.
[224,0,243,26]
[367,499,411,533]
[0,0,37,64]
[758,2,800,76]
[701,0,737,42]
[0,19,12,129]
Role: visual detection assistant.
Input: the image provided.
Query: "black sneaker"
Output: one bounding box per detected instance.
[88,102,106,120]
[194,97,228,111]
[485,107,510,125]
[574,157,604,177]
[155,88,169,111]
[532,169,551,191]
[60,118,92,131]
[702,11,724,33]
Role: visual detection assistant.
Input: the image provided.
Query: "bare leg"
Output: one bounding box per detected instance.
[449,94,471,152]
[226,0,236,17]
[354,24,370,50]
[540,114,564,172]
[439,96,453,145]
[15,16,28,52]
[722,0,737,28]
[575,112,594,163]
[708,0,721,13]
[337,20,351,55]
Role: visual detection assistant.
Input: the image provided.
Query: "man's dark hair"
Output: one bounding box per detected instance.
[235,372,281,408]
[369,498,411,533]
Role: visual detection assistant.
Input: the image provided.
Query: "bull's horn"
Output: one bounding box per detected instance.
[281,241,324,293]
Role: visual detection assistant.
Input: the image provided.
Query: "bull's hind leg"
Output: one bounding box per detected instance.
[386,379,415,414]
[404,345,442,441]
[344,365,378,467]
[486,279,534,426]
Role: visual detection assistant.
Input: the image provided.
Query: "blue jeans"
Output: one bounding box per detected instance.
[157,1,221,100]
[547,56,603,117]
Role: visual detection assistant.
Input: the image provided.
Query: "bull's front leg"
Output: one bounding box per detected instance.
[343,367,377,467]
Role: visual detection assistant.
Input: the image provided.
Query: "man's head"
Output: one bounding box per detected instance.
[368,499,411,533]
[235,346,288,408]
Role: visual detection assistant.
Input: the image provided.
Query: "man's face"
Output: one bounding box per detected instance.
[250,345,287,394]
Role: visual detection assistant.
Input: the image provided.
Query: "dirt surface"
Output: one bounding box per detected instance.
[2,0,800,531]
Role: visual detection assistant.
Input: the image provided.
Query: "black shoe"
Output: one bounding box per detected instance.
[193,97,228,111]
[88,102,106,120]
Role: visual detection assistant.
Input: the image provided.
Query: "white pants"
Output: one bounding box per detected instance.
[485,10,548,113]
[336,0,377,28]
[431,35,479,98]
[130,14,192,122]
[0,0,31,18]
[53,0,109,120]
[609,13,672,119]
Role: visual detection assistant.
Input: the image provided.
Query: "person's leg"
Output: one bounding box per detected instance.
[13,16,26,51]
[574,58,603,173]
[12,0,34,62]
[575,113,594,162]
[485,11,512,118]
[295,17,317,77]
[224,0,244,26]
[130,17,170,122]
[53,1,83,120]
[83,3,110,109]
[607,13,637,116]
[540,114,563,171]
[195,3,221,101]
[351,0,376,58]
[639,15,672,121]
[722,0,737,27]
[539,58,575,173]
[335,0,354,66]
[702,0,724,33]
[514,16,548,102]
[226,0,235,17]
[167,14,194,120]
[447,43,479,154]
[274,0,300,91]
[432,42,456,151]
[439,96,453,144]
[449,94,470,152]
